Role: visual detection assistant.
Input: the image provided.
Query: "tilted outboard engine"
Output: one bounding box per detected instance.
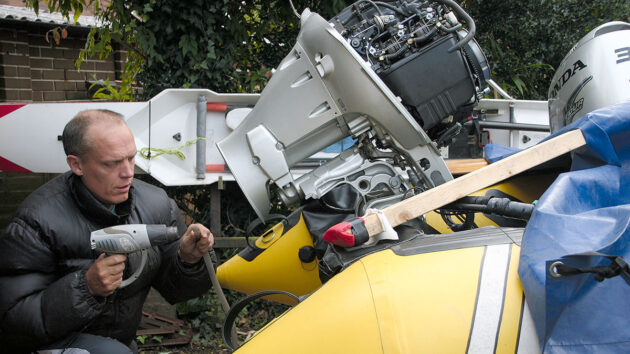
[330,0,490,132]
[217,1,490,221]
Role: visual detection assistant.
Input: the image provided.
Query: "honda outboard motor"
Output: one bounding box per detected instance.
[548,21,630,132]
[218,1,490,221]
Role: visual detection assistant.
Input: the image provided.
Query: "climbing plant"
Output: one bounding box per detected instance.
[26,0,629,100]
[25,0,346,99]
[465,0,630,99]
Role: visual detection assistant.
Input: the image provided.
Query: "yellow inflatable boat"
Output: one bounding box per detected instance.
[225,227,540,353]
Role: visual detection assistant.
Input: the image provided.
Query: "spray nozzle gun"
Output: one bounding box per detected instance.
[90,224,179,288]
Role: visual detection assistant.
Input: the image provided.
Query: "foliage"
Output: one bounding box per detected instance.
[88,77,135,101]
[44,26,68,45]
[464,0,630,99]
[175,286,291,351]
[25,0,347,100]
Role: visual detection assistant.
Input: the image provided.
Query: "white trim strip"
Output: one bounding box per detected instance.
[467,244,511,354]
[517,300,542,353]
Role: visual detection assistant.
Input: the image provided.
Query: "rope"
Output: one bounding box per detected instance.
[550,255,630,285]
[139,137,205,160]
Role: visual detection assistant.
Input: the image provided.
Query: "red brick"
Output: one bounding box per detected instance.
[31,80,54,91]
[81,60,95,71]
[0,41,15,52]
[79,61,95,71]
[95,61,114,71]
[0,28,16,41]
[15,30,29,44]
[28,34,51,47]
[41,70,64,80]
[40,47,65,59]
[2,54,29,66]
[14,43,28,55]
[113,50,127,61]
[32,90,43,101]
[1,89,20,101]
[43,91,65,101]
[93,72,112,81]
[18,90,32,101]
[63,48,81,59]
[59,38,84,49]
[3,191,32,204]
[30,57,53,69]
[4,78,31,89]
[53,59,76,70]
[54,81,76,91]
[65,70,85,80]
[29,46,40,57]
[0,66,17,77]
[17,66,30,77]
[31,25,53,36]
[66,90,88,100]
[30,69,42,79]
[5,174,47,190]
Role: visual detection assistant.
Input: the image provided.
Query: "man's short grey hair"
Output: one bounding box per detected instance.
[62,109,126,157]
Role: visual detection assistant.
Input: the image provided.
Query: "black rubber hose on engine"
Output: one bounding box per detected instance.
[446,196,535,220]
[382,43,409,63]
[411,26,438,44]
[433,0,476,52]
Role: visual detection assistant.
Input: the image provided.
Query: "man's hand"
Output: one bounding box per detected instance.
[86,253,126,297]
[178,223,214,264]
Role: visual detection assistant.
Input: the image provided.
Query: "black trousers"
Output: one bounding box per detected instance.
[37,333,137,354]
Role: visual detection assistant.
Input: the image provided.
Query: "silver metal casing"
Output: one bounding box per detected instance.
[217,10,451,220]
[548,21,630,132]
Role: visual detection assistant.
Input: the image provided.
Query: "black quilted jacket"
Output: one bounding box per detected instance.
[0,172,212,352]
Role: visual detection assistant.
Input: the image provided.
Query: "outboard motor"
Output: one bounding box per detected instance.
[218,1,490,221]
[548,21,630,132]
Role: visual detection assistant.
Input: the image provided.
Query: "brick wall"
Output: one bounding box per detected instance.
[0,173,57,232]
[0,19,123,102]
[0,19,124,232]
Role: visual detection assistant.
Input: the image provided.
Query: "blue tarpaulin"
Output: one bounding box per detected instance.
[516,101,630,353]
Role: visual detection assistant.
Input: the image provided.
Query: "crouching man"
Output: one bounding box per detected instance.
[0,110,214,353]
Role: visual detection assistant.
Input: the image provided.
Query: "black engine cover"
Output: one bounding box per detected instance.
[379,34,475,130]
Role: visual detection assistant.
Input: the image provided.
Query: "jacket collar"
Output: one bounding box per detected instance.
[69,173,135,225]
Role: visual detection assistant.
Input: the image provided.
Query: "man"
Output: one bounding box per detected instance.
[0,110,214,353]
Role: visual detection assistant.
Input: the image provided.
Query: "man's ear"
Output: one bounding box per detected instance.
[66,155,84,176]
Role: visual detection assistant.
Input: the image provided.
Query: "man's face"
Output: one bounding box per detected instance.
[67,122,137,206]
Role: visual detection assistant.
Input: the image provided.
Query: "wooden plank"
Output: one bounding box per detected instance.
[363,129,586,237]
[137,311,193,348]
[446,158,489,175]
[136,327,179,336]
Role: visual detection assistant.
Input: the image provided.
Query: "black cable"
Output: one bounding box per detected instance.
[357,0,384,16]
[553,256,630,285]
[411,25,438,44]
[443,197,535,220]
[222,290,301,351]
[373,1,407,16]
[432,0,476,52]
[382,43,409,63]
[439,22,462,33]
